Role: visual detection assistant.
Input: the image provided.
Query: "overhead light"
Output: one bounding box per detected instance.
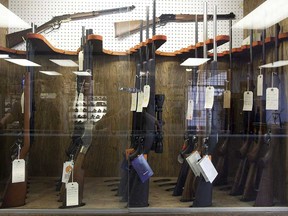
[0,3,31,28]
[73,71,92,76]
[39,71,62,76]
[259,60,288,68]
[5,58,41,67]
[49,59,78,67]
[0,54,10,59]
[233,0,288,29]
[180,58,210,67]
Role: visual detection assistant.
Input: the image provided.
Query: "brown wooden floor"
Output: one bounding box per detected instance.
[0,177,288,215]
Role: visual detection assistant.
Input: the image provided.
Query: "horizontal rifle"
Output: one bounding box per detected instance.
[6,5,135,48]
[114,12,235,37]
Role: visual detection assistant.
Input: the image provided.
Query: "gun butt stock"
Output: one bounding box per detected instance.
[6,28,32,48]
[1,177,27,208]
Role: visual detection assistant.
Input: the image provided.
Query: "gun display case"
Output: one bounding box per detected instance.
[1,0,288,215]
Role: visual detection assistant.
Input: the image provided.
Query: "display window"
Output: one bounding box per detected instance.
[0,0,288,215]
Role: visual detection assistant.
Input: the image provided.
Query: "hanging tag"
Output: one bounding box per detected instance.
[78,50,84,71]
[204,86,214,109]
[66,182,79,206]
[223,90,231,108]
[266,87,279,110]
[186,151,201,177]
[136,92,143,112]
[61,161,73,183]
[197,155,218,183]
[21,92,24,114]
[12,159,25,183]
[142,85,150,108]
[186,99,194,120]
[257,74,263,96]
[130,93,137,111]
[243,91,253,111]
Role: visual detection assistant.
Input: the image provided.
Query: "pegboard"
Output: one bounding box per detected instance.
[9,0,243,53]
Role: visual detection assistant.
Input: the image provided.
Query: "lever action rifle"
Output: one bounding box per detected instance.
[114,12,235,37]
[59,28,94,208]
[6,5,135,48]
[1,31,35,208]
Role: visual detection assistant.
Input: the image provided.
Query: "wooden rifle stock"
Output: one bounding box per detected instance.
[255,130,274,206]
[1,72,31,208]
[240,137,262,201]
[6,5,135,48]
[114,12,235,37]
[180,139,202,202]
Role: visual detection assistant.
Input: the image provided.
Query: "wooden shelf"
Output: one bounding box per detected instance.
[0,46,26,55]
[27,33,77,55]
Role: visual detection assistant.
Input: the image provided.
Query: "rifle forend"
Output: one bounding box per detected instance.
[114,12,235,37]
[6,5,135,48]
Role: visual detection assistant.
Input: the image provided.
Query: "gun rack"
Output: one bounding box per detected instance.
[0,46,26,55]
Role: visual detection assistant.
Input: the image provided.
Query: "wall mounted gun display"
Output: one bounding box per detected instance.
[6,5,135,48]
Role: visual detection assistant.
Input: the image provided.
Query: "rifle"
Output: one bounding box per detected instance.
[172,130,197,197]
[213,18,233,186]
[59,28,94,208]
[192,3,217,208]
[229,30,256,197]
[114,12,235,38]
[254,24,281,206]
[6,5,135,48]
[1,26,36,208]
[128,3,160,207]
[173,10,200,199]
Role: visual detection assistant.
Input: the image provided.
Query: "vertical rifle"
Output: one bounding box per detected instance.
[213,17,233,186]
[60,28,94,208]
[254,24,281,206]
[128,1,162,206]
[240,29,263,202]
[1,23,36,208]
[230,31,255,197]
[173,13,200,198]
[116,20,144,202]
[192,3,216,207]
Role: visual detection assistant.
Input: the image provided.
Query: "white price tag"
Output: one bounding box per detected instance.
[266,87,279,110]
[78,50,84,71]
[186,99,194,120]
[12,159,25,183]
[61,161,73,183]
[142,85,150,108]
[136,92,143,113]
[257,75,263,96]
[223,90,231,109]
[243,91,253,111]
[204,86,214,109]
[197,155,218,183]
[66,182,79,206]
[130,93,137,111]
[186,151,201,176]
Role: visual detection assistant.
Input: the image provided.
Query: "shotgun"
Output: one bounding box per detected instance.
[6,5,135,48]
[114,12,235,37]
